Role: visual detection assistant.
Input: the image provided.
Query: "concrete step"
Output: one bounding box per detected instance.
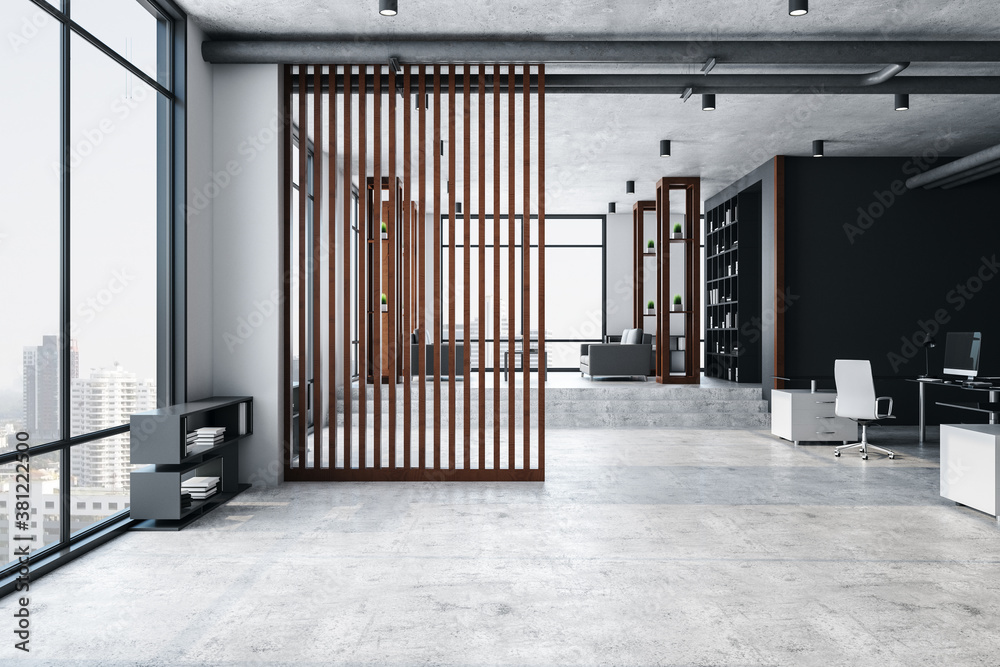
[333,411,770,429]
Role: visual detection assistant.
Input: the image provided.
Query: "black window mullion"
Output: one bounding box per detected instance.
[59,0,72,546]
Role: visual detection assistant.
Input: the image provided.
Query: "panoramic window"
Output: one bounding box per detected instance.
[0,0,181,580]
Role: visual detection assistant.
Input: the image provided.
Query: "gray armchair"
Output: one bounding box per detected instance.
[580,328,653,380]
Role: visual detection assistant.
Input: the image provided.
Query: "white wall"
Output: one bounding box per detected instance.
[185,21,214,401]
[605,211,633,335]
[211,64,283,485]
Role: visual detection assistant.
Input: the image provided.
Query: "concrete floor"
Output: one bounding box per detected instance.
[14,425,1000,666]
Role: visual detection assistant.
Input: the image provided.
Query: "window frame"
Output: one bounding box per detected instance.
[0,0,186,594]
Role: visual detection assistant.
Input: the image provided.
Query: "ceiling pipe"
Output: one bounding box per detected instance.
[290,74,1000,95]
[941,164,1000,189]
[905,143,1000,190]
[203,40,1000,65]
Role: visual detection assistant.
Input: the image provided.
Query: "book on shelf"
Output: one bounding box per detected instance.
[182,476,220,491]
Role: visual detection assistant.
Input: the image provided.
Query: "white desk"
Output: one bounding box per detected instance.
[940,424,1000,519]
[771,389,857,445]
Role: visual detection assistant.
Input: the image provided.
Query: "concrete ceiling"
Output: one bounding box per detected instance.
[181,0,1000,211]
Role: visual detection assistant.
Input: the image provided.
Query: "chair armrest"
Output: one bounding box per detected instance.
[875,396,893,418]
[580,343,591,356]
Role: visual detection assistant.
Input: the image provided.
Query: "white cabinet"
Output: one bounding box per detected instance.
[771,389,857,445]
[940,424,1000,518]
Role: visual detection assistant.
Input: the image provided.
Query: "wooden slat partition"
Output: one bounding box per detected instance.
[283,63,544,481]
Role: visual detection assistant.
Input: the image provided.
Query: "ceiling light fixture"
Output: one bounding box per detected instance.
[680,87,693,103]
[456,202,462,214]
[660,140,671,157]
[895,93,910,110]
[812,140,824,157]
[379,0,397,16]
[389,57,402,74]
[701,57,717,75]
[702,94,716,111]
[788,0,808,16]
[609,202,616,214]
[626,180,635,194]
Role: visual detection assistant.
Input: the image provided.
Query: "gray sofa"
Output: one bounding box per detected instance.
[410,330,464,377]
[580,328,654,380]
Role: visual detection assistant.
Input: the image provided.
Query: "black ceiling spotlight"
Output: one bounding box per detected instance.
[660,140,671,157]
[812,140,824,157]
[379,0,397,16]
[789,0,808,16]
[626,180,635,194]
[608,202,616,214]
[441,140,445,155]
[895,93,910,110]
[702,94,716,111]
[456,202,462,214]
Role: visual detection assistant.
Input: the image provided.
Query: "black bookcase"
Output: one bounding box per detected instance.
[705,185,761,382]
[130,396,253,530]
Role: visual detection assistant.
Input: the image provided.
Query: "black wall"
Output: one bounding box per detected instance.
[782,156,1000,425]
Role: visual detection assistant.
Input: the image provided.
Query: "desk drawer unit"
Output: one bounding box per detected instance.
[940,424,1000,518]
[772,389,857,445]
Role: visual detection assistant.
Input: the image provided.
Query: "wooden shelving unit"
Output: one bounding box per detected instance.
[130,396,253,530]
[655,177,701,384]
[632,200,657,331]
[705,185,761,382]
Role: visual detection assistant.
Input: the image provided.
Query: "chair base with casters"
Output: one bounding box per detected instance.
[833,422,896,459]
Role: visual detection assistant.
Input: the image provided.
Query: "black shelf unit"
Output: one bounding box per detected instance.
[705,186,761,382]
[129,396,253,531]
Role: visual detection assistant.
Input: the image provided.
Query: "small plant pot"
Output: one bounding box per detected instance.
[645,308,655,315]
[381,232,388,240]
[672,303,683,312]
[380,304,388,312]
[671,232,682,239]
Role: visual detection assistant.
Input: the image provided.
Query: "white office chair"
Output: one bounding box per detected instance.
[833,359,897,460]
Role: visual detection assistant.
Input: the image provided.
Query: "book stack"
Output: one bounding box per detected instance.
[181,476,219,501]
[186,427,226,455]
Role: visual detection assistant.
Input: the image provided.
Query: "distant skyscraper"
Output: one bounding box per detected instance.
[70,366,156,491]
[22,335,78,441]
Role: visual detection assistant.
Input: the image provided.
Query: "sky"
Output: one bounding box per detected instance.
[0,0,159,415]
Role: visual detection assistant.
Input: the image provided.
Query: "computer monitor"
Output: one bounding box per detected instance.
[943,332,982,381]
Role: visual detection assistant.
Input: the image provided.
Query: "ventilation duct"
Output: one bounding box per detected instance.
[905,143,1000,190]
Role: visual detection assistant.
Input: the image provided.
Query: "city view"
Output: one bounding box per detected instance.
[0,335,155,565]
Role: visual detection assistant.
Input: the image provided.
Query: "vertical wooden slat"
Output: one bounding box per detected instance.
[492,66,501,469]
[297,66,308,468]
[403,68,412,468]
[433,66,442,471]
[522,63,530,468]
[507,65,516,470]
[358,66,368,468]
[313,66,324,470]
[448,66,457,471]
[418,67,428,469]
[477,65,486,469]
[463,66,472,469]
[325,65,337,470]
[540,73,545,472]
[281,65,293,470]
[373,66,382,468]
[388,67,397,469]
[342,65,352,469]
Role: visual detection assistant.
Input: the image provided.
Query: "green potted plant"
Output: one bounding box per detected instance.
[380,222,388,240]
[380,292,388,312]
[646,239,655,253]
[672,294,683,312]
[671,223,682,239]
[646,299,655,315]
